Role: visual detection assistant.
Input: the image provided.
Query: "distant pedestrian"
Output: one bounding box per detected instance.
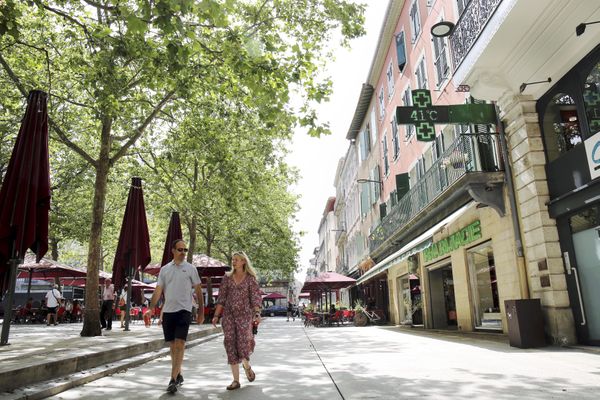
[45,284,62,326]
[118,291,127,328]
[211,251,262,391]
[287,301,295,322]
[100,278,115,330]
[145,239,204,394]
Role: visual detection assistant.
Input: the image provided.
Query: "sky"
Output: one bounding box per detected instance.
[286,1,389,282]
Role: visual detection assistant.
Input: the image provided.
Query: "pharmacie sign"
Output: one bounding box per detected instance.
[396,89,496,142]
[423,220,482,262]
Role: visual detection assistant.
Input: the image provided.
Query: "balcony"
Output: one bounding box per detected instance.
[369,133,505,258]
[450,0,503,71]
[450,0,599,100]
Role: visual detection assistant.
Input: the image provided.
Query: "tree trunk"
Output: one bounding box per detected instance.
[187,215,197,263]
[50,236,59,261]
[81,118,112,337]
[205,226,212,256]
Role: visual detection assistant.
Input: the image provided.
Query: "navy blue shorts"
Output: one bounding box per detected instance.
[162,310,192,342]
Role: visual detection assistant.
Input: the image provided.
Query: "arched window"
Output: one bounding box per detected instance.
[584,61,600,134]
[542,93,583,162]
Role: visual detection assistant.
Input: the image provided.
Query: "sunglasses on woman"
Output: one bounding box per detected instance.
[176,248,189,253]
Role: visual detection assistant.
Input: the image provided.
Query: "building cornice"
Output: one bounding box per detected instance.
[346,0,405,140]
[366,0,405,85]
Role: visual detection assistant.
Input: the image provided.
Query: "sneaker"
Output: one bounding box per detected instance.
[176,373,184,386]
[167,379,178,394]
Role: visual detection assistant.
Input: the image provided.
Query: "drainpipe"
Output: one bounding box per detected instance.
[496,105,530,299]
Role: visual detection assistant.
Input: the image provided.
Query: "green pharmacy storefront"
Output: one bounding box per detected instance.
[418,202,522,333]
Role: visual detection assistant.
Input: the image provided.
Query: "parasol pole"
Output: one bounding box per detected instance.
[26,269,33,296]
[1,239,21,346]
[124,253,133,332]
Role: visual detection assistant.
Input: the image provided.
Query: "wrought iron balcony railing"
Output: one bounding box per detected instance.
[369,133,504,254]
[450,0,503,70]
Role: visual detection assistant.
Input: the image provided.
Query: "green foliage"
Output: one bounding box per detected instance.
[353,299,365,313]
[0,0,366,283]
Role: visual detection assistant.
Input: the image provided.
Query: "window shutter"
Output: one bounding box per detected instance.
[379,202,387,218]
[395,173,410,199]
[360,184,370,217]
[390,190,398,207]
[395,32,406,72]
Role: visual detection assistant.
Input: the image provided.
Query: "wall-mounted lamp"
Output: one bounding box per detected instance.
[431,21,455,38]
[576,20,600,36]
[357,178,383,187]
[519,77,551,93]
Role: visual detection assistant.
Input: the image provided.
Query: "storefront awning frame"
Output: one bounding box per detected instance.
[357,202,475,285]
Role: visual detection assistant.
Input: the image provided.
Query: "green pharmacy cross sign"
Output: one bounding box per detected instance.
[396,89,497,141]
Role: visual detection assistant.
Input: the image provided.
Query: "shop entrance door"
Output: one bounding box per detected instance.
[572,226,600,343]
[428,264,457,329]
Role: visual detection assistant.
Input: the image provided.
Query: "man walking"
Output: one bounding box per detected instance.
[145,239,204,394]
[45,284,62,326]
[100,278,115,330]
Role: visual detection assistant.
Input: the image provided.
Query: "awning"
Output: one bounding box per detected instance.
[357,202,474,285]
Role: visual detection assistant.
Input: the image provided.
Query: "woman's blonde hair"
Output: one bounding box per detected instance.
[228,251,257,278]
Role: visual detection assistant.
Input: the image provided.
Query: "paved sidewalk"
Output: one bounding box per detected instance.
[37,318,600,400]
[0,319,220,398]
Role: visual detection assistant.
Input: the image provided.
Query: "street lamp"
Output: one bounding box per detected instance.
[431,21,455,38]
[357,178,383,187]
[576,20,600,36]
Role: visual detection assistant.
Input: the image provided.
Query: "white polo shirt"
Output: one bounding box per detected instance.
[158,260,201,313]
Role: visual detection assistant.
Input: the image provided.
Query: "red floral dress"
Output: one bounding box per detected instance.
[217,273,262,364]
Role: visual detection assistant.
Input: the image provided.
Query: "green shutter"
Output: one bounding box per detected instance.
[395,173,410,199]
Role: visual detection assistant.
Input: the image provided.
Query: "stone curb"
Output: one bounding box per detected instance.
[1,332,222,400]
[0,326,222,391]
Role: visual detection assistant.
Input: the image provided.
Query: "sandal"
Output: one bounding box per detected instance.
[243,365,256,382]
[226,381,240,390]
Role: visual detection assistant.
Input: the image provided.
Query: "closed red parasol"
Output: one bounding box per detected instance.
[160,211,183,268]
[0,91,50,345]
[111,177,151,331]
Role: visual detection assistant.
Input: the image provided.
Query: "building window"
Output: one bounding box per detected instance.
[370,109,378,146]
[467,242,501,330]
[359,128,370,162]
[395,31,407,72]
[542,93,583,162]
[409,0,421,43]
[378,87,385,120]
[391,115,400,160]
[386,61,395,99]
[415,57,428,90]
[403,86,415,140]
[382,133,390,176]
[584,60,600,134]
[370,165,381,203]
[433,35,449,86]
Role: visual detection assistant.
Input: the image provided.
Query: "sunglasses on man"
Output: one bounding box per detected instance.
[176,248,189,253]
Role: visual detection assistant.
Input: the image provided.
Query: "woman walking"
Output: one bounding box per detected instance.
[212,251,262,390]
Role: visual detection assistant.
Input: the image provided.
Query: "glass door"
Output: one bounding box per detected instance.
[572,226,600,342]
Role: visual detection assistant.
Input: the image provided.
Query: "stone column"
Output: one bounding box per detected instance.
[498,94,576,345]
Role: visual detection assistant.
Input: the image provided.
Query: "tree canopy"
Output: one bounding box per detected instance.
[0,0,365,336]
